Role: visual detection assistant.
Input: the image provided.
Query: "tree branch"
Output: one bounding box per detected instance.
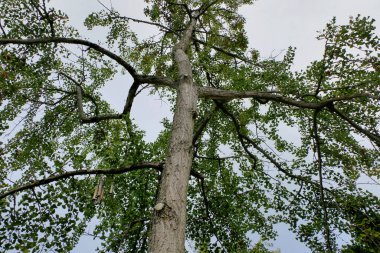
[328,105,380,147]
[0,20,6,37]
[194,154,238,161]
[29,0,56,38]
[0,37,138,77]
[199,86,379,109]
[216,102,319,185]
[136,75,178,89]
[60,72,123,123]
[111,15,172,33]
[0,163,162,200]
[195,0,221,19]
[61,72,177,123]
[122,81,140,115]
[313,110,333,252]
[0,163,204,200]
[192,37,250,62]
[193,105,218,145]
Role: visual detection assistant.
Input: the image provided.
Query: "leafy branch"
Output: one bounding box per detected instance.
[313,109,333,252]
[0,162,204,200]
[328,105,380,148]
[199,87,380,109]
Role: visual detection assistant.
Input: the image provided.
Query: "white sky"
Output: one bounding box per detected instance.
[48,0,380,252]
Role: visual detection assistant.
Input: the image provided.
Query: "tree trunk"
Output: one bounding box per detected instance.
[148,20,197,253]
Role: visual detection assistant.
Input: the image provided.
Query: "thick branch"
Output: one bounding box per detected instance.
[64,73,123,123]
[0,38,178,90]
[122,81,140,115]
[0,37,138,77]
[0,163,204,200]
[75,85,86,119]
[200,86,379,109]
[63,71,177,123]
[136,75,177,89]
[174,18,196,52]
[0,163,161,200]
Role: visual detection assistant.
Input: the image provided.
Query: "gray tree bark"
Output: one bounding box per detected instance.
[148,20,198,253]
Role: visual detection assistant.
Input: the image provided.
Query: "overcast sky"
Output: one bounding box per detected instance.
[48,0,380,252]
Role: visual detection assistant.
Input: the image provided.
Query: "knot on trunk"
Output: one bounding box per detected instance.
[153,202,176,220]
[154,202,165,211]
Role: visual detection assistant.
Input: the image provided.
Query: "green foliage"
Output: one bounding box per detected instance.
[0,0,379,252]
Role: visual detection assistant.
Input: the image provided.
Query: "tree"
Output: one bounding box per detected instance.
[0,0,379,252]
[341,195,380,253]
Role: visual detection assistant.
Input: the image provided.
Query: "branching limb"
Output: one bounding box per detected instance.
[0,37,138,77]
[136,75,178,89]
[29,0,56,38]
[193,105,218,145]
[0,163,204,200]
[192,37,250,63]
[61,72,122,123]
[216,102,319,185]
[21,93,71,106]
[195,0,221,19]
[61,73,158,124]
[197,177,225,249]
[200,86,379,109]
[0,163,162,200]
[328,104,380,147]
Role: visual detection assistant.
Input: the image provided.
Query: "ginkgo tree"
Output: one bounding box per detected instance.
[0,0,379,252]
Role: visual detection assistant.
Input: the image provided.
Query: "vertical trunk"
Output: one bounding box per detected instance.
[148,20,197,253]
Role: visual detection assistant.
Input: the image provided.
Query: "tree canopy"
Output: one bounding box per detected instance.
[0,0,379,252]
